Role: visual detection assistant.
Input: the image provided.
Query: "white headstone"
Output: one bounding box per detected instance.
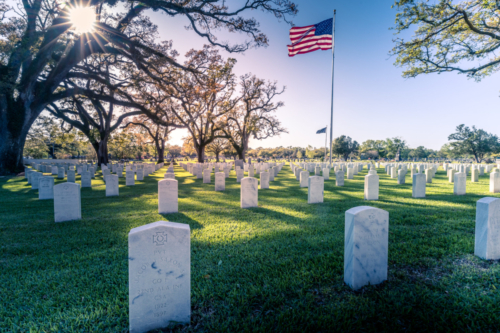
[322,168,330,180]
[490,169,500,193]
[260,171,269,189]
[454,172,466,195]
[81,171,91,188]
[236,169,244,183]
[137,169,144,181]
[203,169,211,183]
[448,169,456,183]
[364,173,379,200]
[158,179,178,214]
[474,197,500,260]
[241,177,258,208]
[105,175,119,196]
[344,206,388,290]
[248,165,254,178]
[425,169,432,183]
[391,167,397,179]
[214,172,225,191]
[412,173,426,198]
[336,170,345,186]
[308,176,324,204]
[54,183,81,223]
[128,221,190,333]
[397,169,405,185]
[31,172,42,189]
[38,176,54,200]
[67,169,76,183]
[294,168,300,180]
[126,171,135,186]
[26,169,32,184]
[269,167,276,181]
[57,167,65,179]
[347,168,354,180]
[196,166,203,179]
[471,168,479,182]
[300,171,309,188]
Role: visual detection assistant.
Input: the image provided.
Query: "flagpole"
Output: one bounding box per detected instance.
[324,126,327,162]
[329,10,336,166]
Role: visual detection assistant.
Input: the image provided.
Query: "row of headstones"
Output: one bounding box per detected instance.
[128,198,500,332]
[181,162,233,179]
[29,161,101,176]
[28,160,163,182]
[289,163,327,203]
[27,162,116,188]
[291,162,345,183]
[25,162,165,199]
[25,164,95,191]
[55,163,167,222]
[104,162,162,180]
[368,164,500,198]
[158,163,285,213]
[443,163,496,175]
[102,162,161,188]
[180,161,283,181]
[157,177,261,213]
[49,160,280,222]
[23,163,167,222]
[291,162,500,201]
[383,163,500,195]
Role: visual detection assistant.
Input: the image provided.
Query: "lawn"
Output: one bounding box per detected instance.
[1,164,499,332]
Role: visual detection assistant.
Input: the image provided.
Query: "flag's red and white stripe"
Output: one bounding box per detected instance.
[287,25,332,57]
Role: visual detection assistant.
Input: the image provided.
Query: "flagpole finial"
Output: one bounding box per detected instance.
[334,9,336,14]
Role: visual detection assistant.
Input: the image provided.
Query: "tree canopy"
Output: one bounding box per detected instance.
[448,124,499,162]
[392,0,500,80]
[332,135,359,161]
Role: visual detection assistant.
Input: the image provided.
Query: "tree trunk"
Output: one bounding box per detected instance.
[0,131,27,174]
[215,152,220,162]
[157,139,165,164]
[0,98,33,175]
[195,145,206,163]
[97,140,109,166]
[91,140,109,166]
[237,149,246,162]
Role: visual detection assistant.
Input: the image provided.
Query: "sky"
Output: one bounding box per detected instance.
[141,0,500,151]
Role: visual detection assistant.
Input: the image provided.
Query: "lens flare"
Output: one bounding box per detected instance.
[68,6,95,34]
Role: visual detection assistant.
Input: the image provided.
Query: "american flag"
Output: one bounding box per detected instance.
[287,18,333,57]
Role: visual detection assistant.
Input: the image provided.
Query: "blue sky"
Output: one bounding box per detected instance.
[144,1,496,150]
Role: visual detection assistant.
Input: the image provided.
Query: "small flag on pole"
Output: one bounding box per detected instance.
[316,127,327,134]
[287,18,333,57]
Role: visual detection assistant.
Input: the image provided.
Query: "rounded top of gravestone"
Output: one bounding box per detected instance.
[345,205,388,217]
[129,220,190,236]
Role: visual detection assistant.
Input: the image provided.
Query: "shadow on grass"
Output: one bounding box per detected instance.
[159,212,204,230]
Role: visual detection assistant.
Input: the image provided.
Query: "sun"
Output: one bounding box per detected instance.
[68,6,96,34]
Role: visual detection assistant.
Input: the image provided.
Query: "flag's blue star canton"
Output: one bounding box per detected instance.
[315,18,333,36]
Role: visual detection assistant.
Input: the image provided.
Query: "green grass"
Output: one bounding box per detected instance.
[1,164,499,332]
